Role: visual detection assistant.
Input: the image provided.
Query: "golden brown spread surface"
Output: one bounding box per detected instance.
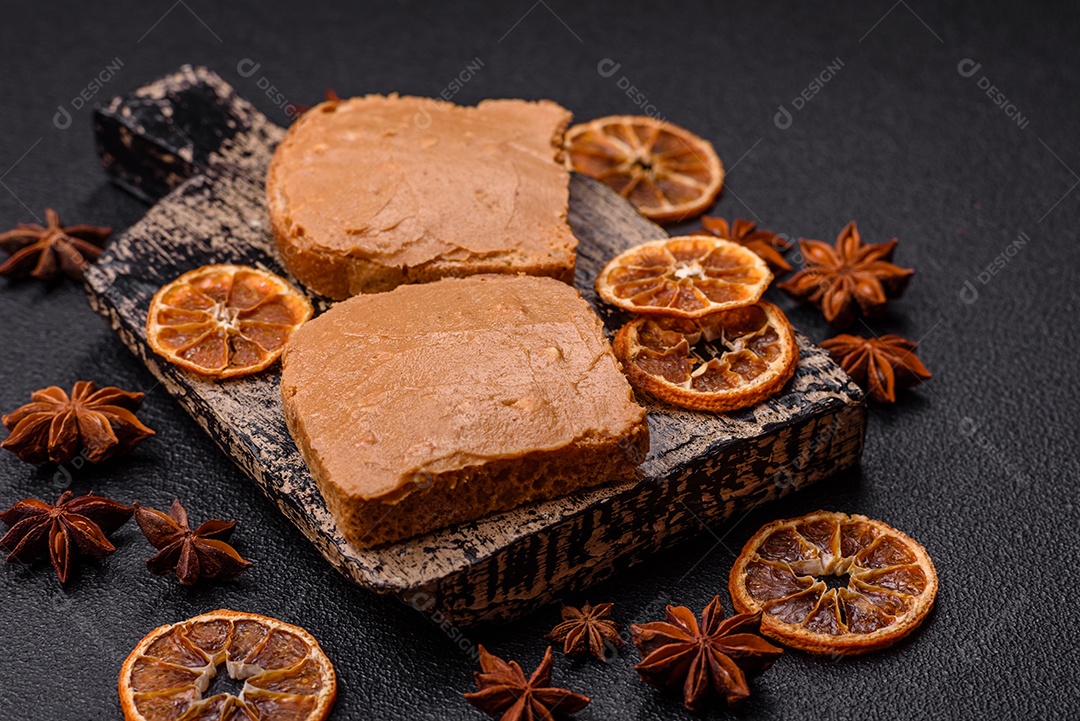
[270,95,577,268]
[281,275,646,501]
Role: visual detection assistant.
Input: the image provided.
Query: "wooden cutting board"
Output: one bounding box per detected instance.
[86,66,866,625]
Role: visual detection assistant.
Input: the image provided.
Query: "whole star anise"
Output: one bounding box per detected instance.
[700,216,794,271]
[464,646,590,721]
[821,333,931,403]
[1,381,155,464]
[630,596,782,711]
[779,221,913,328]
[0,491,133,584]
[0,208,111,282]
[133,499,252,585]
[548,601,623,661]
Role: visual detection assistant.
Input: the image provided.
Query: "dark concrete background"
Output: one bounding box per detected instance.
[1,1,1076,719]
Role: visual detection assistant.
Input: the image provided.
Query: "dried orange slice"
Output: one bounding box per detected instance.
[729,511,939,655]
[613,301,797,412]
[146,264,313,379]
[565,115,724,222]
[118,609,336,721]
[595,237,771,318]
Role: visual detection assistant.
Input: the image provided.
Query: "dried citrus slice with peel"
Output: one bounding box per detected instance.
[119,609,336,721]
[729,511,938,655]
[565,115,724,221]
[147,264,313,379]
[596,237,771,318]
[613,301,797,412]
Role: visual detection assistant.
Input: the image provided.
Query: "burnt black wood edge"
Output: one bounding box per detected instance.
[94,65,256,202]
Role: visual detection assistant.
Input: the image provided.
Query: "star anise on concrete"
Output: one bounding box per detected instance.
[0,208,111,282]
[1,381,155,465]
[548,601,623,661]
[133,499,252,585]
[700,216,794,271]
[821,333,931,403]
[779,221,913,328]
[630,596,782,711]
[0,491,133,584]
[464,645,590,721]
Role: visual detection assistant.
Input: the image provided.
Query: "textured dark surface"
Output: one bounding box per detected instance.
[0,1,1076,720]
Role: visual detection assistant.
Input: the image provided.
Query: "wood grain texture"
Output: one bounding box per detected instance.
[86,67,866,624]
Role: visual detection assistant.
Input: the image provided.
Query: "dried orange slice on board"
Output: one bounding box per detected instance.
[565,115,724,222]
[613,301,797,412]
[729,511,938,655]
[596,236,772,318]
[118,609,336,721]
[146,264,313,379]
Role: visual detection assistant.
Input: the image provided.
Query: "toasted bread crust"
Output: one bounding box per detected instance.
[267,194,575,297]
[284,396,649,548]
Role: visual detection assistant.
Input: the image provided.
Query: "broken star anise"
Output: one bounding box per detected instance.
[700,216,794,271]
[0,208,111,282]
[548,601,624,662]
[821,333,932,403]
[0,491,133,584]
[292,87,342,117]
[464,646,590,721]
[133,499,252,585]
[1,381,155,465]
[779,221,913,328]
[630,596,782,711]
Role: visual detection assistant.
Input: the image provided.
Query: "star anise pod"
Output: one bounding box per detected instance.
[630,596,782,711]
[0,491,133,584]
[0,208,111,282]
[548,601,623,661]
[464,645,590,721]
[133,499,252,585]
[778,221,913,328]
[1,381,155,465]
[700,216,794,271]
[821,333,931,403]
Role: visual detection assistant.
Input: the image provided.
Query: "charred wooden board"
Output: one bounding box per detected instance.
[86,66,866,625]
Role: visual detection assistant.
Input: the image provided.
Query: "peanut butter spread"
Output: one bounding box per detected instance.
[268,94,577,270]
[280,275,646,503]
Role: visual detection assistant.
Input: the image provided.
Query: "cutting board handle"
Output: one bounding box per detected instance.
[93,65,275,203]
